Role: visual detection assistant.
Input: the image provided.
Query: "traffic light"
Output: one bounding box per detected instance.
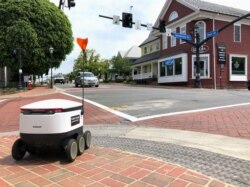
[159,19,166,33]
[122,12,133,28]
[68,0,75,9]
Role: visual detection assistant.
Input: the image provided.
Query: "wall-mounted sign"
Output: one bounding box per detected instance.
[165,59,174,66]
[217,43,226,64]
[191,45,209,54]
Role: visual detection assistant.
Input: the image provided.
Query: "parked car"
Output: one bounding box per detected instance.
[54,76,65,84]
[75,72,99,87]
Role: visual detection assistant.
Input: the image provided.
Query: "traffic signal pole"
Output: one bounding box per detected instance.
[99,15,160,30]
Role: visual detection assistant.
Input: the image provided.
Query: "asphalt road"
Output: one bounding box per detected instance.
[58,83,250,118]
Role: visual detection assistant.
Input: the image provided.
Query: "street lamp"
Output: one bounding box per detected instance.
[13,48,25,90]
[49,46,54,88]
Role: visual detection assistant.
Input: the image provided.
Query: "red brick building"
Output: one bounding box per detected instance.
[132,0,250,88]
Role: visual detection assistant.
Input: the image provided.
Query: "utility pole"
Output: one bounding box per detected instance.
[194,29,201,88]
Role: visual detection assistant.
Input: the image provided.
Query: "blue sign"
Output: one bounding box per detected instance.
[165,59,174,66]
[172,33,192,41]
[206,30,219,38]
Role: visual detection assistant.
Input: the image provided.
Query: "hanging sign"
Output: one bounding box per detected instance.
[191,45,209,54]
[217,43,226,64]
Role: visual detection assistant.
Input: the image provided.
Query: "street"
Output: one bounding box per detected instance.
[58,83,250,118]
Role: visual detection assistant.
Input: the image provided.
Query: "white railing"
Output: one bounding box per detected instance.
[133,72,152,80]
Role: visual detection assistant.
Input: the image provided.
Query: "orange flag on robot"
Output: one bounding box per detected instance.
[77,38,88,51]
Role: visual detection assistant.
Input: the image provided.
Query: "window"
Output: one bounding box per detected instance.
[192,54,210,79]
[156,42,160,50]
[160,58,183,77]
[169,11,178,22]
[230,54,247,81]
[162,34,167,49]
[166,60,173,76]
[195,21,206,42]
[234,24,241,42]
[160,62,166,77]
[175,58,182,75]
[180,25,186,44]
[144,47,147,55]
[158,54,187,83]
[150,45,153,53]
[171,29,176,47]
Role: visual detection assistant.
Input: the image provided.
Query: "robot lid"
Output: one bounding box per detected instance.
[21,99,82,110]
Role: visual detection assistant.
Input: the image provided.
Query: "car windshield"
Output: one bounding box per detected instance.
[84,73,94,77]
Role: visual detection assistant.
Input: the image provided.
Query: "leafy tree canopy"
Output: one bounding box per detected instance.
[73,49,109,79]
[110,55,131,76]
[0,0,74,76]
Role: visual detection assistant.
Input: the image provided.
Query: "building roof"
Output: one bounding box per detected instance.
[132,51,161,65]
[117,51,126,58]
[123,45,141,58]
[154,0,249,28]
[139,35,159,47]
[179,0,249,17]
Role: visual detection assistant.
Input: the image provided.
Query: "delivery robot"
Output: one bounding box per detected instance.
[11,99,91,162]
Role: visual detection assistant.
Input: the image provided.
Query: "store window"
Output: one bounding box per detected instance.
[192,54,210,78]
[230,55,247,81]
[234,24,241,42]
[160,58,183,77]
[166,59,173,76]
[175,58,182,75]
[160,62,166,77]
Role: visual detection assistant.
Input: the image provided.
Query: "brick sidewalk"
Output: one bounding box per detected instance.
[0,92,122,133]
[130,105,250,139]
[0,86,57,99]
[0,135,233,187]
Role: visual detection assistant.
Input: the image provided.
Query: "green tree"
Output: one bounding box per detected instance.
[110,56,131,79]
[73,49,109,79]
[0,0,73,76]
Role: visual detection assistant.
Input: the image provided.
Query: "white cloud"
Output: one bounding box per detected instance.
[51,0,250,74]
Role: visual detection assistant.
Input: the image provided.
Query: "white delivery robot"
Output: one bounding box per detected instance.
[11,99,91,162]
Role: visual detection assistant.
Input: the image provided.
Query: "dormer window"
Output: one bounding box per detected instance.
[169,11,178,22]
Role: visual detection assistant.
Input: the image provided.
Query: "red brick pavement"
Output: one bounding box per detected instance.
[130,105,250,139]
[0,135,233,187]
[0,91,122,133]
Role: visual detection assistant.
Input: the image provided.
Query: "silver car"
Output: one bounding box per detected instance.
[75,72,99,87]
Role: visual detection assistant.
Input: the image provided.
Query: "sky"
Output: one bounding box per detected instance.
[50,0,250,74]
